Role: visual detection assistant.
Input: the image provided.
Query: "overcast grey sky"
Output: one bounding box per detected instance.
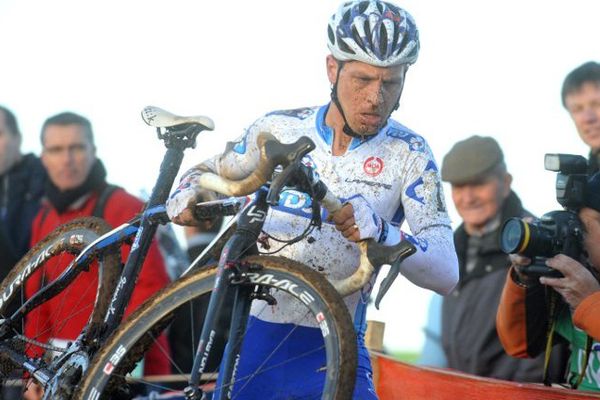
[1,0,599,352]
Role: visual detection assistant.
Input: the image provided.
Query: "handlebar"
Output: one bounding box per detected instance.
[196,132,416,298]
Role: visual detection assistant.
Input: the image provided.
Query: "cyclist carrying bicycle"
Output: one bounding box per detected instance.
[167,1,459,398]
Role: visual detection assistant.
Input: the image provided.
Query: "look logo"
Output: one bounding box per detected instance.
[363,156,384,177]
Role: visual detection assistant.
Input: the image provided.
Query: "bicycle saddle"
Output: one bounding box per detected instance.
[141,106,215,131]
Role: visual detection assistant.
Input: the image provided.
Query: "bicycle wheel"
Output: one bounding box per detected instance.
[74,255,357,400]
[0,217,121,378]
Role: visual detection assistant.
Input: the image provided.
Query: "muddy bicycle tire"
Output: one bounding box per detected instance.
[0,217,121,377]
[74,255,357,400]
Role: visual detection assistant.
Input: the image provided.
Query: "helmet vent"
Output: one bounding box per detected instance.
[362,18,374,51]
[391,25,401,54]
[351,25,368,54]
[342,9,352,24]
[379,23,388,57]
[328,25,336,45]
[358,1,369,14]
[338,36,356,55]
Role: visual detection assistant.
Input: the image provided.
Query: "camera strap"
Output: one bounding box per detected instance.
[542,290,558,386]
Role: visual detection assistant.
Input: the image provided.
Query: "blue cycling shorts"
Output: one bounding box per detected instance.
[212,316,378,399]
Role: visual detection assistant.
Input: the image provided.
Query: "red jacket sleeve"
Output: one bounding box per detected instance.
[573,291,600,342]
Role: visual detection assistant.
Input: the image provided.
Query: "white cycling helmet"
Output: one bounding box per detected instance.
[327,0,420,67]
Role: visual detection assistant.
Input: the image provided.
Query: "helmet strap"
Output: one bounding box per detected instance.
[330,61,368,141]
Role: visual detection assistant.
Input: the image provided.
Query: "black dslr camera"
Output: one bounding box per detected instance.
[500,154,594,278]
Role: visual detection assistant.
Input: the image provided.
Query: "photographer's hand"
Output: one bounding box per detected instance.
[509,253,535,285]
[540,254,600,309]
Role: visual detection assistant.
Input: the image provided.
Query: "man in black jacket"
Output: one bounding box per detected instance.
[0,105,46,282]
[439,135,566,382]
[0,105,46,397]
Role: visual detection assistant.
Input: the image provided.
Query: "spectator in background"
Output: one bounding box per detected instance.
[0,105,46,399]
[439,135,566,381]
[561,61,600,173]
[0,105,46,287]
[23,112,171,399]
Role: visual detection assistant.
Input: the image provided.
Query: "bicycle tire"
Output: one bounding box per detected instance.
[74,255,357,400]
[0,217,121,377]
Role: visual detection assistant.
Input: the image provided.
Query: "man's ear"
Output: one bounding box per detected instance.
[41,150,49,170]
[326,55,339,85]
[503,173,513,198]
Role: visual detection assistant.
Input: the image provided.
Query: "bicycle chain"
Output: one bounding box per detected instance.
[15,334,68,353]
[0,335,64,378]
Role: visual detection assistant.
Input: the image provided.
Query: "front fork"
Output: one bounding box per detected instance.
[186,190,270,399]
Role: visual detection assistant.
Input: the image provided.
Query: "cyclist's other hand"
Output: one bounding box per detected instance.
[331,196,385,243]
[166,170,203,225]
[331,203,359,241]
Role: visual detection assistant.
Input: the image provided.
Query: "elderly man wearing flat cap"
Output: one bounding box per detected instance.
[438,135,567,382]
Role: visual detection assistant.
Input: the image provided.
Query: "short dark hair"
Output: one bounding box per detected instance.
[561,61,600,108]
[40,111,94,146]
[0,105,21,137]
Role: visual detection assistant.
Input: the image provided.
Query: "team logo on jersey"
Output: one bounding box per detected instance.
[386,127,426,153]
[363,156,384,177]
[266,107,314,120]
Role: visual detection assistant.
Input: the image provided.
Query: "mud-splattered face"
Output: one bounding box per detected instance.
[327,55,407,135]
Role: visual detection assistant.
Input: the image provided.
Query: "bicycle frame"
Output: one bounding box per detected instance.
[187,188,274,399]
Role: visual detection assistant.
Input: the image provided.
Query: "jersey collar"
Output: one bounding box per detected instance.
[316,104,387,151]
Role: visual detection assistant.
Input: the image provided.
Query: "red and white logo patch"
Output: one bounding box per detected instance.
[363,156,384,177]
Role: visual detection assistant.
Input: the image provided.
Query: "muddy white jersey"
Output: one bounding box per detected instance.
[206,105,458,334]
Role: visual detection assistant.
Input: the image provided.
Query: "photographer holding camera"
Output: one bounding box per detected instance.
[497,164,600,391]
[562,61,600,173]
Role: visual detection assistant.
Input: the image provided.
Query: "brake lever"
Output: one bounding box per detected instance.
[266,162,300,205]
[368,240,417,309]
[264,136,316,206]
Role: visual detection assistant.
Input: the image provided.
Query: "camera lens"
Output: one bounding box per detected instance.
[500,217,556,258]
[500,218,528,254]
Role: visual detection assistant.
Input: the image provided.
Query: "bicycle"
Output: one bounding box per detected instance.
[0,106,415,400]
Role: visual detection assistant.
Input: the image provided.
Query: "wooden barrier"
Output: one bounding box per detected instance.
[371,352,600,400]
